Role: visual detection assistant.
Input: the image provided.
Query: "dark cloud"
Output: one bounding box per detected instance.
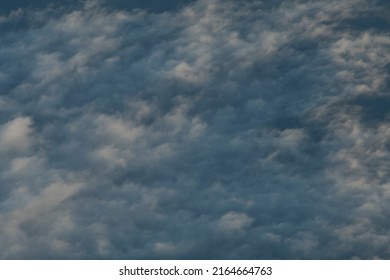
[0,0,389,259]
[0,0,197,15]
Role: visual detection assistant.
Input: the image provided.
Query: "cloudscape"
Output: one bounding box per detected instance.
[0,0,389,259]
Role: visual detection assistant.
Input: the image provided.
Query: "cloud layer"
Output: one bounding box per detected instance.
[0,0,389,259]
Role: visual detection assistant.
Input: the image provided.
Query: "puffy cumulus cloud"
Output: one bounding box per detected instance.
[0,0,389,259]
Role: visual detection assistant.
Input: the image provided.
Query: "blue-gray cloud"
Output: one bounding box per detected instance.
[0,0,389,259]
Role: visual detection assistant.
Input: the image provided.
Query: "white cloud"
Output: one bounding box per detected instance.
[0,117,34,154]
[217,212,254,233]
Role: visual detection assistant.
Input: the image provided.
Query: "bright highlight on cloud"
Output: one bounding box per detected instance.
[0,0,389,259]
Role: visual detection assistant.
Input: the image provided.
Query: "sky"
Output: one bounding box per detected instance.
[0,0,389,259]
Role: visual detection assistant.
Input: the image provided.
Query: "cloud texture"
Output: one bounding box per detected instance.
[0,0,390,259]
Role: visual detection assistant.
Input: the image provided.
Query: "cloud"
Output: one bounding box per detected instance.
[0,117,34,154]
[0,0,389,259]
[216,212,254,234]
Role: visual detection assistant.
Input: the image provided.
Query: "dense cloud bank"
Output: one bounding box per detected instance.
[0,0,389,259]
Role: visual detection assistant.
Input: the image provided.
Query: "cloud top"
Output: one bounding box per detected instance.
[0,0,389,259]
